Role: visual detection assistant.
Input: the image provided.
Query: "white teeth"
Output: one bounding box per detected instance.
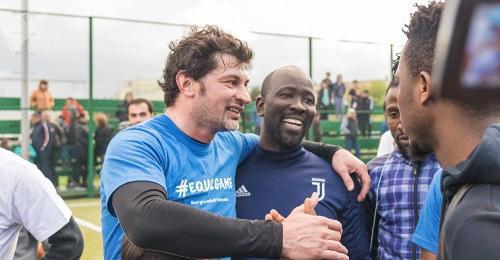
[283,119,303,126]
[228,108,240,113]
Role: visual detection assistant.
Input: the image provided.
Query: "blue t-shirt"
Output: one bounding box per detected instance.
[412,170,443,254]
[236,146,370,260]
[100,114,258,260]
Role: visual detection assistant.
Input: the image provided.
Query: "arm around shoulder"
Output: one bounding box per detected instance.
[112,181,282,258]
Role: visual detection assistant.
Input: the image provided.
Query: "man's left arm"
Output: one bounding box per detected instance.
[303,141,370,201]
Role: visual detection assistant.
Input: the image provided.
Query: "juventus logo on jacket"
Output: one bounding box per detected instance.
[311,178,326,201]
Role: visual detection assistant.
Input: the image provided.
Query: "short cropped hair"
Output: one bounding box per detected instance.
[159,25,253,107]
[403,1,444,78]
[127,98,154,114]
[383,56,400,111]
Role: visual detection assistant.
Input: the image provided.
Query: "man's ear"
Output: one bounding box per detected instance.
[256,96,265,116]
[175,70,195,97]
[418,71,433,105]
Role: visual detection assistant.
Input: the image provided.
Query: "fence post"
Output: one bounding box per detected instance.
[86,17,96,197]
[20,0,30,160]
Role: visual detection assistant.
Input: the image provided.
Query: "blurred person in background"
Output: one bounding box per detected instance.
[341,108,361,158]
[61,97,85,128]
[29,80,54,112]
[333,74,346,120]
[13,136,37,163]
[354,90,373,136]
[67,113,89,189]
[118,98,154,130]
[318,72,331,108]
[115,92,134,122]
[348,80,361,108]
[31,111,55,185]
[94,112,114,166]
[0,138,12,150]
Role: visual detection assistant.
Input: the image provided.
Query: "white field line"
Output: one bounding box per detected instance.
[67,201,101,208]
[74,217,102,233]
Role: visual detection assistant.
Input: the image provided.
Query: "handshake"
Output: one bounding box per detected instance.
[265,192,349,260]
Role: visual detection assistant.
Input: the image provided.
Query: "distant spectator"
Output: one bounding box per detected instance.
[118,98,154,130]
[67,113,89,189]
[115,92,133,122]
[61,97,85,127]
[354,90,373,136]
[0,138,12,150]
[29,80,54,111]
[94,113,114,165]
[348,80,361,108]
[44,111,66,186]
[341,108,361,158]
[321,72,333,106]
[13,136,37,162]
[316,81,328,120]
[31,111,55,184]
[333,74,346,119]
[312,113,322,142]
[50,113,67,169]
[251,108,261,135]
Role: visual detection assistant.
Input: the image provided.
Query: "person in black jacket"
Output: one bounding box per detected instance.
[31,111,55,183]
[94,112,114,166]
[116,92,133,122]
[67,112,89,188]
[341,109,361,158]
[353,90,372,136]
[395,2,500,259]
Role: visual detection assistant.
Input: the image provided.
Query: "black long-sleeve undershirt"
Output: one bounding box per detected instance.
[303,141,341,162]
[112,181,282,258]
[43,217,84,260]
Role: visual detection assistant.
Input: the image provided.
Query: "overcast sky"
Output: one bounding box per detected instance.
[0,0,429,99]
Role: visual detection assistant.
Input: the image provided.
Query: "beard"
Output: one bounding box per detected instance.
[407,140,433,161]
[191,85,240,133]
[269,120,306,150]
[192,101,240,132]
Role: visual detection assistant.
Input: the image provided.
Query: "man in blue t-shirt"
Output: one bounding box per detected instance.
[236,66,370,260]
[101,25,371,260]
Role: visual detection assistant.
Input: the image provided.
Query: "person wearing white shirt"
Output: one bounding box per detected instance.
[0,148,83,259]
[377,130,396,156]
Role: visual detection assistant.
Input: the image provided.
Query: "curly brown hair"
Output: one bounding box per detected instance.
[158,25,253,107]
[403,1,444,78]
